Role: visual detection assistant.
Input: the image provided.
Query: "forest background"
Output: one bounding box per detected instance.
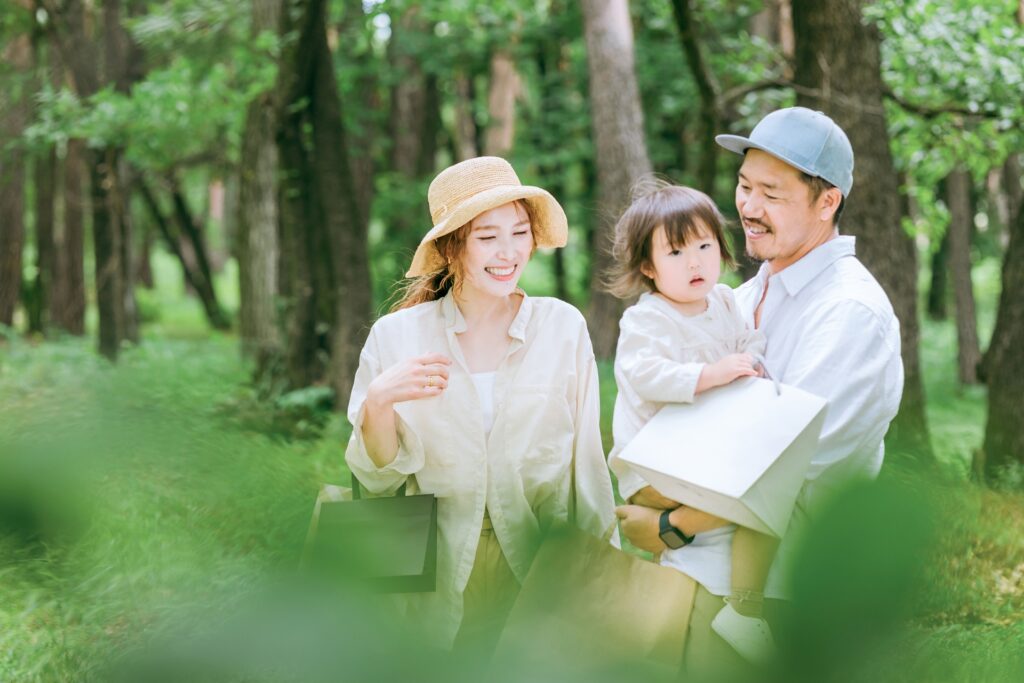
[1,0,1024,681]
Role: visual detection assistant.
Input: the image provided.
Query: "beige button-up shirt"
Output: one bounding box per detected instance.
[345,290,616,647]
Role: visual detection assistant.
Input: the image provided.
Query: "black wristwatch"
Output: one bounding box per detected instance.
[659,508,695,550]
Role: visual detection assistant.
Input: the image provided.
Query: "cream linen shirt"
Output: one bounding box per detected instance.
[607,285,766,595]
[345,290,616,647]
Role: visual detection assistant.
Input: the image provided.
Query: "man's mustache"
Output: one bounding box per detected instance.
[741,217,772,231]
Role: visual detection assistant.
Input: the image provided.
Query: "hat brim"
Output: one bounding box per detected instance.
[715,134,824,185]
[405,185,568,277]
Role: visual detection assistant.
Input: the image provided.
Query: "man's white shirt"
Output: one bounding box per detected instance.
[736,235,904,597]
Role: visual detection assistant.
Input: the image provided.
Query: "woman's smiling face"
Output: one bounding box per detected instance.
[458,201,535,302]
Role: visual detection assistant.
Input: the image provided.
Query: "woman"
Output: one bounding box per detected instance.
[345,156,615,653]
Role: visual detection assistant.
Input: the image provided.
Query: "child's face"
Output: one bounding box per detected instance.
[641,224,722,315]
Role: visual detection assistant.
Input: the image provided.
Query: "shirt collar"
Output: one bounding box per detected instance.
[759,235,856,298]
[440,288,532,341]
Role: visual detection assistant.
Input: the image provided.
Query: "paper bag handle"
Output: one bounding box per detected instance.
[754,354,782,396]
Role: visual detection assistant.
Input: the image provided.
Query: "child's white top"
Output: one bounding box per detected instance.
[608,284,766,595]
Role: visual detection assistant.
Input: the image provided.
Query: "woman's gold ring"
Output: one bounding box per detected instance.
[426,375,435,388]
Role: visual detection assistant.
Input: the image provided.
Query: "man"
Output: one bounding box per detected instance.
[616,107,904,672]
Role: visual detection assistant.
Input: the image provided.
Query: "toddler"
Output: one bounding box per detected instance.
[607,181,778,664]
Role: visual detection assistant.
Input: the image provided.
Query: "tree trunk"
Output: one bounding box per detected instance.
[31,147,58,335]
[791,0,933,460]
[237,18,280,349]
[116,158,139,342]
[926,228,949,321]
[30,29,59,335]
[138,176,230,330]
[59,138,86,335]
[88,147,124,359]
[47,0,131,358]
[945,167,981,384]
[983,195,1024,478]
[276,0,373,401]
[388,5,432,174]
[581,0,653,359]
[484,50,521,157]
[0,34,31,328]
[169,177,229,330]
[136,223,154,288]
[980,152,1023,381]
[382,2,435,280]
[670,0,720,195]
[238,0,283,363]
[310,0,373,404]
[339,0,379,224]
[535,36,573,303]
[1005,153,1022,233]
[452,71,480,161]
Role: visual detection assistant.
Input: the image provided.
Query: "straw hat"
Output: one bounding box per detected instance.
[406,156,568,277]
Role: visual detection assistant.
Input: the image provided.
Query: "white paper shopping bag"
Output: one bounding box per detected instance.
[619,376,827,537]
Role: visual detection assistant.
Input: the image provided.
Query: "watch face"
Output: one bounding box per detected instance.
[659,528,686,550]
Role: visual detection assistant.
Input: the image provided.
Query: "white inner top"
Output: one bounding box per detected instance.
[471,371,497,434]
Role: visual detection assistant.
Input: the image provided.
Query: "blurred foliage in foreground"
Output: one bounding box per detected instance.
[1,306,1023,681]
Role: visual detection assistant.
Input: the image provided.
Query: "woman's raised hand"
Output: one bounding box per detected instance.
[366,353,452,407]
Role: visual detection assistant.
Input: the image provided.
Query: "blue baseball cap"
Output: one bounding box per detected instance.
[716,107,854,197]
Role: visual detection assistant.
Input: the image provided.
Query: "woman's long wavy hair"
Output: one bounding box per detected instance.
[391,200,537,312]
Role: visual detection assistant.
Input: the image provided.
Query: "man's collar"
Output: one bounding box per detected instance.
[441,288,532,341]
[758,235,856,297]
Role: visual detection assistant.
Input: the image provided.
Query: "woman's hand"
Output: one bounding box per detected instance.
[615,504,667,553]
[361,353,451,468]
[365,353,452,409]
[629,485,680,510]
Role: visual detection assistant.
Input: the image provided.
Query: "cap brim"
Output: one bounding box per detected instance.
[715,134,822,181]
[405,185,568,278]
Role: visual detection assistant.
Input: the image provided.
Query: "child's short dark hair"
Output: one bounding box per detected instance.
[605,178,734,299]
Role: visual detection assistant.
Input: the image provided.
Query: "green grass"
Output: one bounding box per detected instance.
[1,252,1023,681]
[0,331,354,681]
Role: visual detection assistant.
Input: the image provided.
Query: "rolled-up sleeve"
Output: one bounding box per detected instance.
[344,328,426,495]
[571,335,617,538]
[616,308,704,404]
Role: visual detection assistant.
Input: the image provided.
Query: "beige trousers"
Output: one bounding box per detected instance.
[683,584,753,680]
[452,516,521,656]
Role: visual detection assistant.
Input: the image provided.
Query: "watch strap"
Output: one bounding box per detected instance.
[659,508,694,548]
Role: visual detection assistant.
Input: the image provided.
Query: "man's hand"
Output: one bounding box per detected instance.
[629,485,680,510]
[615,505,667,553]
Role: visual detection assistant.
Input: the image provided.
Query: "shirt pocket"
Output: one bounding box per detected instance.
[504,384,575,468]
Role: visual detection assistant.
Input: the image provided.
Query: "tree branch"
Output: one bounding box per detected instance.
[721,78,789,107]
[881,86,1006,122]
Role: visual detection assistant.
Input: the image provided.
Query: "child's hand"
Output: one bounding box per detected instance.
[697,353,759,393]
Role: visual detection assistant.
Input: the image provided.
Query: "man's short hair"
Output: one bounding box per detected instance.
[798,172,846,227]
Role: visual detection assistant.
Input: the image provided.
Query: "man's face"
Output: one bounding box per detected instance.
[735,149,839,273]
